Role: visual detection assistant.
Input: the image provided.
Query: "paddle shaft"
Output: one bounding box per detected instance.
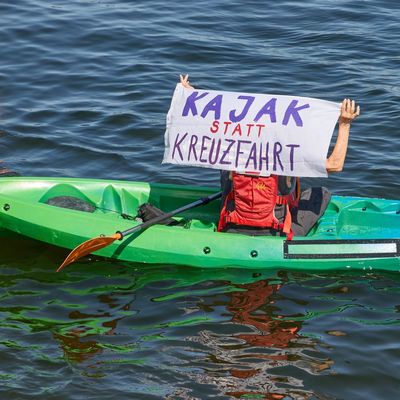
[117,191,222,239]
[57,190,222,271]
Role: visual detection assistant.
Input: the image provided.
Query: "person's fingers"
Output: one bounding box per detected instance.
[339,98,360,121]
[341,100,349,117]
[351,99,355,113]
[341,98,346,112]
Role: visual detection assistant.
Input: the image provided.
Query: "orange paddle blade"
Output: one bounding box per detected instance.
[57,233,121,272]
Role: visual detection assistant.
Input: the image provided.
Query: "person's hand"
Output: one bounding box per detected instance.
[339,98,360,125]
[180,74,194,89]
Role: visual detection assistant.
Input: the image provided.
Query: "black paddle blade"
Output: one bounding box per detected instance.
[57,233,121,272]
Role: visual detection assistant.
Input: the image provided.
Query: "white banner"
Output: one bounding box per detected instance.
[163,84,340,177]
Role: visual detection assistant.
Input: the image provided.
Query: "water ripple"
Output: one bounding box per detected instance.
[1,0,400,398]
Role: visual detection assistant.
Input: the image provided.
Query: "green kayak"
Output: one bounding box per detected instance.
[0,177,399,271]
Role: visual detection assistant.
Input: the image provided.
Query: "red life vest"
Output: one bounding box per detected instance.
[218,173,300,239]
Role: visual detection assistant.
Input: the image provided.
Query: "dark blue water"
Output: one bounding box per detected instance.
[1,1,399,398]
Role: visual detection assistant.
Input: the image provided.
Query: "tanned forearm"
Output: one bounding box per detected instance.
[326,98,360,173]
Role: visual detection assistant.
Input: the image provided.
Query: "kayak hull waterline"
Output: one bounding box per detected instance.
[0,177,399,271]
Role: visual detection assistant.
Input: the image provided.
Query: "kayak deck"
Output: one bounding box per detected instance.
[0,177,399,271]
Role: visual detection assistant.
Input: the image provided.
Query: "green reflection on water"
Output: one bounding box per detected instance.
[151,286,241,302]
[0,339,40,350]
[1,233,400,399]
[102,358,145,365]
[158,316,213,328]
[98,342,138,352]
[0,374,17,381]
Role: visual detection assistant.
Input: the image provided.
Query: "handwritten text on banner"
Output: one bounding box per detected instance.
[163,84,340,177]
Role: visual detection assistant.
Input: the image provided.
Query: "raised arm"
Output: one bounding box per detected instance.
[180,74,194,89]
[326,98,360,173]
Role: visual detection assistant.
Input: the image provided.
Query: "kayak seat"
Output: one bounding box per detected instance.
[45,196,96,213]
